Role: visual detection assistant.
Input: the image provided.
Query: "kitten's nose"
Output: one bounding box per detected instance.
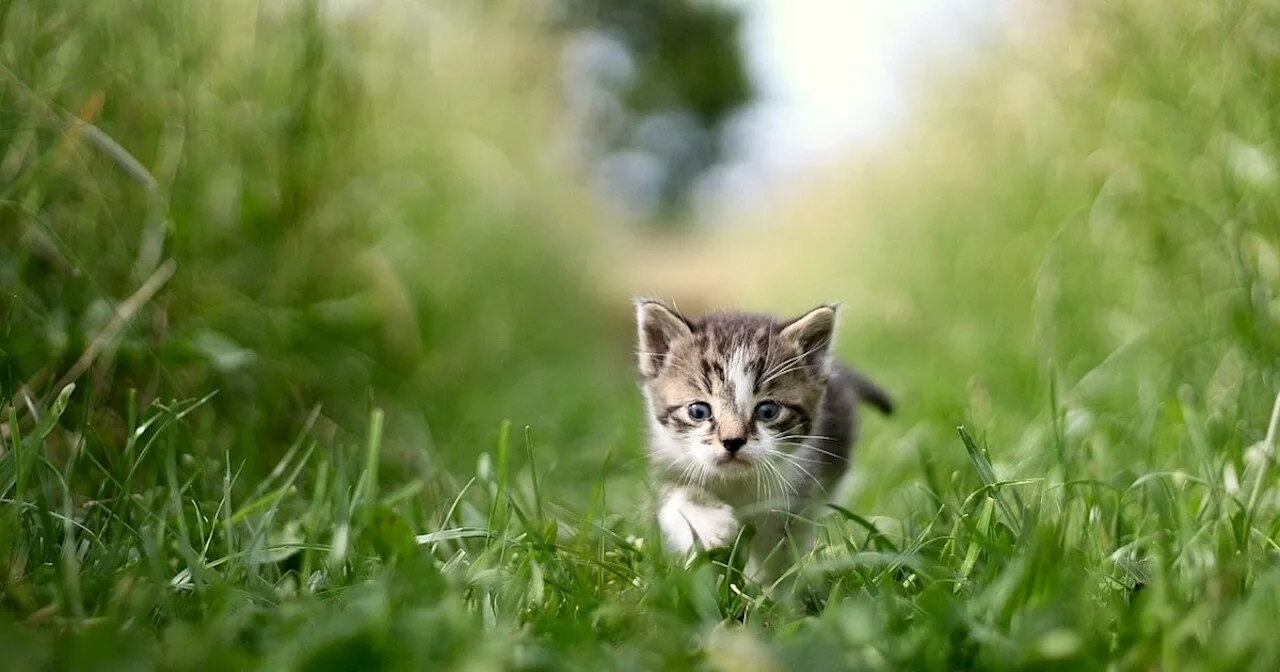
[722,437,746,454]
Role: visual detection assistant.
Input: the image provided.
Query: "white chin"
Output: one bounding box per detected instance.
[710,458,753,478]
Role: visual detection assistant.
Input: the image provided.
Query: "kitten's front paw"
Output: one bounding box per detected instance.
[690,505,739,549]
[659,490,739,552]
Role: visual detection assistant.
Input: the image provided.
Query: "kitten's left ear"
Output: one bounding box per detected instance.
[780,304,839,370]
[635,299,693,379]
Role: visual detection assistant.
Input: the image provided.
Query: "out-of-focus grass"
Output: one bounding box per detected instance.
[0,0,640,491]
[5,0,1280,669]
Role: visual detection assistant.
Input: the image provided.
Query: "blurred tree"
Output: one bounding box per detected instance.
[555,0,754,223]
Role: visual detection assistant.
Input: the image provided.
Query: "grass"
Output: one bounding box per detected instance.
[4,0,1280,669]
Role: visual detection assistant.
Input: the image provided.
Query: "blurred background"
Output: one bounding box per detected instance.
[2,0,1278,514]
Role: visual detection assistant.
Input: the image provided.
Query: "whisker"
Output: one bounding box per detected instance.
[758,339,829,387]
[759,351,802,380]
[751,456,769,506]
[635,351,706,383]
[757,362,809,389]
[744,463,759,507]
[757,450,798,491]
[760,457,796,508]
[761,343,819,380]
[776,452,828,465]
[758,459,779,510]
[775,441,850,463]
[775,463,796,510]
[675,461,697,491]
[774,433,837,443]
[759,461,776,510]
[777,461,799,498]
[777,452,826,494]
[761,463,773,511]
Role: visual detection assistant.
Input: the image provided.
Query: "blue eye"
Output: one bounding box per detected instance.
[754,401,782,422]
[687,402,713,421]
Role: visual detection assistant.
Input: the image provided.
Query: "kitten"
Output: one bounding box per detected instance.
[634,299,894,583]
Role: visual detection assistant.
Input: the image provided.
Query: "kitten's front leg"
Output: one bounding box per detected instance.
[658,486,739,553]
[746,510,820,588]
[744,513,792,585]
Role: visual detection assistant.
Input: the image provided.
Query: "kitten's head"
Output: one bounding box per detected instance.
[634,299,838,483]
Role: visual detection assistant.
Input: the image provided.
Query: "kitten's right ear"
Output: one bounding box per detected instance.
[635,299,693,379]
[780,303,839,372]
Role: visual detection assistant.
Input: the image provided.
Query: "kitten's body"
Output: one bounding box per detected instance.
[634,301,893,583]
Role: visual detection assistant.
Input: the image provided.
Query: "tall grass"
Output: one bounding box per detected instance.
[0,0,639,488]
[4,0,1280,669]
[818,0,1280,515]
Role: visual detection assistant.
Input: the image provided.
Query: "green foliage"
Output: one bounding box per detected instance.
[829,0,1280,508]
[2,0,1280,669]
[0,0,638,481]
[557,0,754,218]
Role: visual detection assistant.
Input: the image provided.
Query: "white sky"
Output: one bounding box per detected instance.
[698,0,1002,219]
